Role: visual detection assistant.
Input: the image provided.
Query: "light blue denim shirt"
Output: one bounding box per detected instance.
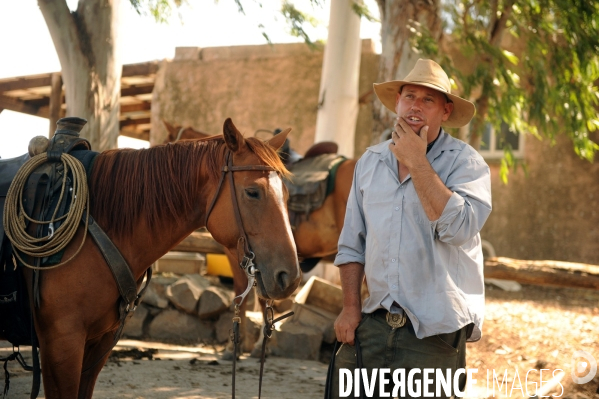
[334,130,492,341]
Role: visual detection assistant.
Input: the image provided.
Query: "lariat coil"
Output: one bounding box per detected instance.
[3,152,90,270]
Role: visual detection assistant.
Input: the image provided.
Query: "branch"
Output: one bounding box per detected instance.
[488,0,498,37]
[489,0,514,47]
[37,0,80,69]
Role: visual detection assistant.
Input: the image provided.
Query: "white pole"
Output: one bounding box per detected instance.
[314,0,362,158]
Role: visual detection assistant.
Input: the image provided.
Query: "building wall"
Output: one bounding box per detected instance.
[151,41,379,158]
[151,41,599,265]
[482,134,599,264]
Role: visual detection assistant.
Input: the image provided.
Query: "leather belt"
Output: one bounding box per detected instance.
[372,306,409,329]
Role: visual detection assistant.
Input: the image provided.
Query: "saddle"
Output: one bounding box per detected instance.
[0,118,93,347]
[279,140,339,169]
[284,149,346,230]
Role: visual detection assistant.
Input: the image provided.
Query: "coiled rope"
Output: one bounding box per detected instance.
[2,153,90,270]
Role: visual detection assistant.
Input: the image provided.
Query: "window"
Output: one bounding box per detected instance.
[477,121,524,159]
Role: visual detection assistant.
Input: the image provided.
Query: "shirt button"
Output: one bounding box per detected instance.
[391,258,396,262]
[392,284,397,288]
[395,206,399,211]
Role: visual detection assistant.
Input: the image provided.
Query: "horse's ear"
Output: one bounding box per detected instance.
[163,120,178,140]
[267,128,291,151]
[223,118,245,153]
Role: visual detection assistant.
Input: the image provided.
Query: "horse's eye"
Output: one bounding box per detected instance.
[245,189,260,199]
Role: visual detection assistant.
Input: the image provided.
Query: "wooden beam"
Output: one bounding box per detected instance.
[0,94,41,116]
[48,73,63,138]
[120,102,151,113]
[484,257,599,290]
[173,231,225,254]
[120,129,149,142]
[0,75,53,93]
[121,84,154,97]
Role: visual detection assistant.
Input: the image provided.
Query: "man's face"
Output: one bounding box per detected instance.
[395,84,454,140]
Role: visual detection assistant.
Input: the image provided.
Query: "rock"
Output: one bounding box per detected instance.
[244,311,263,351]
[122,303,149,338]
[215,311,235,343]
[166,274,211,314]
[269,320,323,360]
[142,283,169,309]
[147,309,214,343]
[485,278,522,292]
[198,286,234,319]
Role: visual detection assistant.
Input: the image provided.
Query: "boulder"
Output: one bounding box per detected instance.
[198,286,234,319]
[122,303,149,338]
[166,274,211,314]
[147,308,214,343]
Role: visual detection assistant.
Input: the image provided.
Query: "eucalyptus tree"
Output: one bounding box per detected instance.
[400,0,599,181]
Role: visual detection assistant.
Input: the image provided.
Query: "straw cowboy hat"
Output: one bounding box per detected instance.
[373,58,475,128]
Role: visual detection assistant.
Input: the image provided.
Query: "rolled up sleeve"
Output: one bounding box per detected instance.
[432,155,492,247]
[334,160,366,266]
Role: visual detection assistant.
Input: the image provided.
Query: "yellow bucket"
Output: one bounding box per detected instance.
[206,253,233,278]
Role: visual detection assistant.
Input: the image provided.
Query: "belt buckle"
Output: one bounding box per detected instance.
[386,311,406,329]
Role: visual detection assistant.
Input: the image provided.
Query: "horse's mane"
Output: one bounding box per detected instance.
[89,136,288,239]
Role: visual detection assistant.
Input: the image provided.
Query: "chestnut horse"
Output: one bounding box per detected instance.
[162,121,356,357]
[8,118,300,398]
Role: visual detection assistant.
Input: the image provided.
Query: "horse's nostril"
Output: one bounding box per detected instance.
[277,271,289,291]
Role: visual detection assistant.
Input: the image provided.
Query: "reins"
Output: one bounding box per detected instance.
[204,150,295,399]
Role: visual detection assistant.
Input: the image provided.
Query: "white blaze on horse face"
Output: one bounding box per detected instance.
[268,171,296,252]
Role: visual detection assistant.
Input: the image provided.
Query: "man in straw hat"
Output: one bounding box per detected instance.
[329,59,492,398]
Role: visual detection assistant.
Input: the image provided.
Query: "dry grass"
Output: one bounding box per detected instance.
[466,283,599,399]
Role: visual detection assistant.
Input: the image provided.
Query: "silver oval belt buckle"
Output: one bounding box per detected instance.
[386,312,407,329]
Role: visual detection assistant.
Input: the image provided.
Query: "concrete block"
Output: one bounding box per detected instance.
[269,321,323,360]
[291,302,337,344]
[295,275,343,315]
[154,251,206,275]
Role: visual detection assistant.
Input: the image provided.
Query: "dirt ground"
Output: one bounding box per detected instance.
[2,283,599,399]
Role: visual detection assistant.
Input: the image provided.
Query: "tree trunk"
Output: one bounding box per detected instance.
[485,257,599,290]
[373,0,442,144]
[38,0,123,151]
[466,0,514,149]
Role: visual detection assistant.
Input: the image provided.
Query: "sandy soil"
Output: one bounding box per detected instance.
[2,283,599,399]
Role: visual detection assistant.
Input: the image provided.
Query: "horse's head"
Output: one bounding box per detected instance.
[206,118,300,300]
[162,120,212,144]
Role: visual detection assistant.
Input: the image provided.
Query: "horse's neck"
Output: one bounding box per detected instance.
[111,171,212,280]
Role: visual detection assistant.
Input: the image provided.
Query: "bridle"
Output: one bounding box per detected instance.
[204,150,294,399]
[205,151,274,300]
